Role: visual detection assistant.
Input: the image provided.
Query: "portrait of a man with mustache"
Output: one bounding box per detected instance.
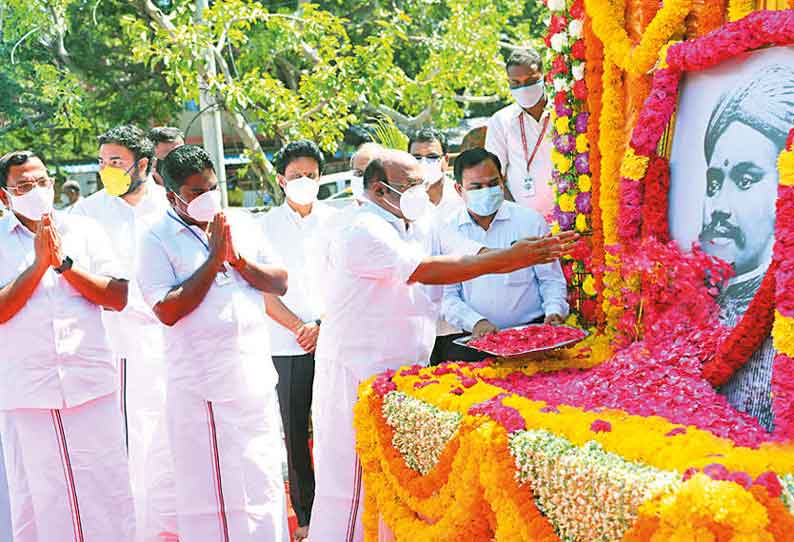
[698,62,794,432]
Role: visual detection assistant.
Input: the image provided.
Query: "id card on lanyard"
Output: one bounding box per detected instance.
[167,211,234,287]
[519,112,550,197]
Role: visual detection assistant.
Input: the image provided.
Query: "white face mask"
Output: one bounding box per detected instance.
[383,183,431,222]
[7,186,54,220]
[284,176,319,206]
[185,189,222,223]
[350,175,364,199]
[419,158,444,185]
[511,81,545,109]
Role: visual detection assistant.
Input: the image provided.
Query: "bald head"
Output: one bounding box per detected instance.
[363,149,423,191]
[351,143,384,176]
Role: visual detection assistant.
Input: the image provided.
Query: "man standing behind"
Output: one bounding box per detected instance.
[486,49,555,217]
[148,127,185,187]
[0,150,134,540]
[441,148,568,361]
[137,145,290,541]
[72,124,175,542]
[60,180,82,211]
[260,140,335,541]
[309,149,577,542]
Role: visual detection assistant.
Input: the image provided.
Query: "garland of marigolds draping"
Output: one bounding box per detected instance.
[355,361,794,541]
[544,0,598,327]
[584,0,692,75]
[613,11,794,435]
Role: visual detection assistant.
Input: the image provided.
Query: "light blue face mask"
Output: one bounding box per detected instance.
[466,185,504,217]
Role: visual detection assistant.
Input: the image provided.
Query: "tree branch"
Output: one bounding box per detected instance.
[365,103,432,130]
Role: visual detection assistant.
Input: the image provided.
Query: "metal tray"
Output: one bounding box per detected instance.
[453,324,590,358]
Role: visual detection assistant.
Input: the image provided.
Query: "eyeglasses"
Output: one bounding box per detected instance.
[8,176,53,196]
[385,177,424,193]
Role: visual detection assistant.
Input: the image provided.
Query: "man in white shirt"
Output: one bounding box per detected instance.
[440,148,568,361]
[148,127,185,187]
[261,140,335,541]
[60,180,82,212]
[137,145,290,542]
[486,48,555,217]
[0,150,134,541]
[309,149,577,542]
[72,125,176,542]
[407,127,467,365]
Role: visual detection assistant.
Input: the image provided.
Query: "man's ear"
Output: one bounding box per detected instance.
[165,190,177,206]
[0,188,9,208]
[454,182,464,198]
[138,157,150,176]
[276,174,287,191]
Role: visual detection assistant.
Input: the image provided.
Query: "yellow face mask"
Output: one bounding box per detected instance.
[100,165,141,197]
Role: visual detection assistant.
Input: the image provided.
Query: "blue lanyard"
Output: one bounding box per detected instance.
[167,211,210,252]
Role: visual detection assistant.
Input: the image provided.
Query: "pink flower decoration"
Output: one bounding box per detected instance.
[590,419,611,433]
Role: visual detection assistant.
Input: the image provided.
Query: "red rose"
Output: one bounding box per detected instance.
[552,56,568,76]
[550,15,568,34]
[581,299,597,322]
[571,40,586,60]
[572,79,587,100]
[570,0,584,18]
[554,91,569,107]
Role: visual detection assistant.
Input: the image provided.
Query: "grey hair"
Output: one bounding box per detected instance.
[506,48,542,71]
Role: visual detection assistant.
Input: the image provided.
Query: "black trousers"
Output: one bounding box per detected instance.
[273,353,315,527]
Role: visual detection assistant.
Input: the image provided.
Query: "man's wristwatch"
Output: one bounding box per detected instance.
[54,256,73,275]
[315,319,322,326]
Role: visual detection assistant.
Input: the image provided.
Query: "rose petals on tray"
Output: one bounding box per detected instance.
[469,325,588,356]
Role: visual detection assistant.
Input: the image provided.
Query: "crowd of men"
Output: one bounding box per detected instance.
[0,48,578,542]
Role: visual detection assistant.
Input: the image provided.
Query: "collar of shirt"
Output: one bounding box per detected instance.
[3,210,24,235]
[282,200,320,228]
[455,201,512,229]
[510,102,550,124]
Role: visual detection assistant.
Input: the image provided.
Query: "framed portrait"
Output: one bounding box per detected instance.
[668,46,794,320]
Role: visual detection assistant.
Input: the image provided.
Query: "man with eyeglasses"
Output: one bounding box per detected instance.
[72,124,176,541]
[137,145,290,542]
[148,126,185,187]
[0,150,135,540]
[486,48,555,217]
[309,149,578,542]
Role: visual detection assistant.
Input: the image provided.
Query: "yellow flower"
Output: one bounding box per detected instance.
[555,116,571,135]
[773,311,794,357]
[582,275,596,296]
[778,149,794,187]
[558,193,575,213]
[552,150,572,173]
[620,147,651,181]
[551,222,561,234]
[575,213,588,232]
[576,134,589,153]
[578,174,592,192]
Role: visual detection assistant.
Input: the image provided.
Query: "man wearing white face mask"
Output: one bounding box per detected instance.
[309,149,578,542]
[260,139,336,541]
[72,125,176,542]
[440,148,568,361]
[137,145,290,542]
[486,48,555,218]
[0,150,135,540]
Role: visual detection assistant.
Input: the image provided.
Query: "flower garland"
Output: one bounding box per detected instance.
[771,130,794,441]
[544,0,599,327]
[584,0,693,75]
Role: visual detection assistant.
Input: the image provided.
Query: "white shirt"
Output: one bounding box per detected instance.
[72,181,169,357]
[137,210,278,401]
[441,202,568,332]
[486,103,555,217]
[428,178,465,335]
[314,202,482,380]
[260,202,337,356]
[0,212,121,410]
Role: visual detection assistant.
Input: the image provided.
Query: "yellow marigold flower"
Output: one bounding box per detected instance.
[558,193,575,213]
[778,149,794,187]
[552,150,572,173]
[578,174,592,192]
[582,275,596,296]
[551,222,561,234]
[773,311,794,357]
[575,134,589,153]
[619,148,650,180]
[575,213,588,232]
[555,116,571,135]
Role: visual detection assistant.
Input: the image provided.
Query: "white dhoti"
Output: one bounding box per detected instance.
[0,393,135,541]
[0,436,11,542]
[167,385,288,542]
[114,321,177,542]
[310,360,365,542]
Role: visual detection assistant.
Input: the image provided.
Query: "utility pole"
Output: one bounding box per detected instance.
[195,0,229,207]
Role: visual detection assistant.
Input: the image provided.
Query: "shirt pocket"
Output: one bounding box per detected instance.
[504,267,533,286]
